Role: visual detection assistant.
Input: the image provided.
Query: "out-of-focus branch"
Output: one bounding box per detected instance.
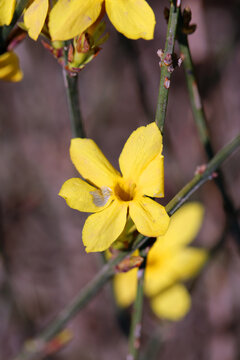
[177,11,240,246]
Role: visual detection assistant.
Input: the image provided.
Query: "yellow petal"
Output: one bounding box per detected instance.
[49,0,103,41]
[0,51,23,82]
[59,178,112,213]
[166,247,208,281]
[119,123,162,183]
[129,196,169,237]
[150,284,191,321]
[105,0,155,40]
[24,0,49,40]
[82,200,127,252]
[156,202,204,252]
[145,264,176,297]
[138,154,164,197]
[113,268,138,307]
[70,138,120,189]
[0,0,16,26]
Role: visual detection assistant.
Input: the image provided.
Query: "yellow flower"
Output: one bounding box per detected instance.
[114,203,208,321]
[23,0,49,40]
[0,0,16,26]
[49,0,156,41]
[59,123,169,253]
[0,51,23,82]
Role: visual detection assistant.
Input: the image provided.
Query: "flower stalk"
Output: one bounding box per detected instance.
[12,133,240,360]
[177,12,240,244]
[155,0,181,133]
[63,44,85,138]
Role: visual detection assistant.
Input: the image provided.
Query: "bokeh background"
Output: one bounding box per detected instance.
[1,0,240,359]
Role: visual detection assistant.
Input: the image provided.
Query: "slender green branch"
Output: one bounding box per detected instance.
[12,134,240,360]
[155,0,181,132]
[63,46,85,138]
[177,13,240,244]
[0,0,29,52]
[128,255,146,360]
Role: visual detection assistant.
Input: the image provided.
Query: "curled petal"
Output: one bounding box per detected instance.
[49,0,103,41]
[59,178,112,213]
[150,284,191,320]
[0,0,16,26]
[105,0,155,40]
[129,196,169,237]
[24,0,49,40]
[70,138,120,188]
[0,51,23,82]
[119,123,162,183]
[82,200,127,252]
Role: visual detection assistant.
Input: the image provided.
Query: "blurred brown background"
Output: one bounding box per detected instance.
[0,0,240,359]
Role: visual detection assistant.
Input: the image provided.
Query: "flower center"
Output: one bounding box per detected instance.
[114,181,136,202]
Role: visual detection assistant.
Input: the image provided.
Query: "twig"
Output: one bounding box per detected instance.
[127,254,146,360]
[155,0,181,133]
[177,12,240,245]
[62,45,86,138]
[11,133,240,360]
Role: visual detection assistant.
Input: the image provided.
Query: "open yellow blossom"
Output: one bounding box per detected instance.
[114,203,208,321]
[0,51,23,82]
[59,123,169,253]
[49,0,156,41]
[0,0,16,26]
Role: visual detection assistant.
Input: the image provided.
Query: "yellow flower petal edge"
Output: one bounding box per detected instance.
[119,122,162,183]
[155,202,205,253]
[24,0,49,41]
[113,268,138,307]
[49,0,103,41]
[0,51,23,82]
[0,0,16,26]
[150,284,191,321]
[82,200,128,253]
[105,0,156,40]
[59,178,112,213]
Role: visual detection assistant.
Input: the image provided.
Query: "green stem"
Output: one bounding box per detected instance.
[12,134,240,360]
[0,0,29,52]
[155,0,181,133]
[128,255,146,360]
[63,45,85,138]
[177,15,240,244]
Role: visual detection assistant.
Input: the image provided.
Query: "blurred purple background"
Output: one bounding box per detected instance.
[0,0,240,359]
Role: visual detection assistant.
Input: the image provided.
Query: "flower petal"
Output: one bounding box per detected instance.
[49,0,103,41]
[156,202,204,251]
[113,268,138,307]
[70,138,120,188]
[145,263,176,297]
[0,51,23,82]
[0,0,16,26]
[24,0,48,40]
[129,196,169,237]
[59,178,112,213]
[150,284,191,321]
[105,0,155,40]
[82,200,127,252]
[138,154,164,197]
[166,247,208,281]
[119,123,162,183]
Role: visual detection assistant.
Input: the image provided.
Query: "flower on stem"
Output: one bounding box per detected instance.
[0,51,23,81]
[114,203,208,321]
[49,0,156,41]
[59,123,169,253]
